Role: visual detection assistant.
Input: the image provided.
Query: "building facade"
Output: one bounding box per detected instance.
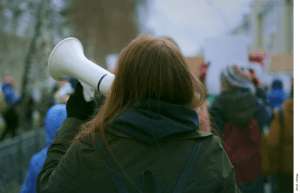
[232,0,293,54]
[231,0,293,93]
[231,15,251,37]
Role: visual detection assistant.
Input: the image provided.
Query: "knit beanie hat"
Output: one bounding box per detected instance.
[271,79,283,89]
[220,63,252,90]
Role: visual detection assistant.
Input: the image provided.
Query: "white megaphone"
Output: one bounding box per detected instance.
[48,37,115,101]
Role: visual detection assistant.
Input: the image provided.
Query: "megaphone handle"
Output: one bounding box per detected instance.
[83,88,92,102]
[80,80,94,102]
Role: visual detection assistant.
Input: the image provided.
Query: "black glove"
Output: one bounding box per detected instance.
[66,82,96,121]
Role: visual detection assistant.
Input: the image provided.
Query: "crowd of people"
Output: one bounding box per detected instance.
[0,75,78,140]
[0,34,293,193]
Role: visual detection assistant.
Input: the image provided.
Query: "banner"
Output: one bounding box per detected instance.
[249,47,274,60]
[269,52,293,73]
[249,48,275,70]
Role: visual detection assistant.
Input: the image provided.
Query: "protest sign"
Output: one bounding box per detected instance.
[185,56,205,77]
[203,36,250,94]
[269,52,293,73]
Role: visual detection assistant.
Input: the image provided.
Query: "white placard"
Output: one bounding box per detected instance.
[204,35,250,95]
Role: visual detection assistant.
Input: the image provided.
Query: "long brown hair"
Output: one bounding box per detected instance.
[70,34,207,155]
[160,36,181,52]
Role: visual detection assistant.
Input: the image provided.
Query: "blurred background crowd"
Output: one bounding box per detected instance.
[0,0,294,192]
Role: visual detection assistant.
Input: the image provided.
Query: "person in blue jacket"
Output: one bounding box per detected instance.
[20,104,67,193]
[0,76,21,140]
[267,79,286,109]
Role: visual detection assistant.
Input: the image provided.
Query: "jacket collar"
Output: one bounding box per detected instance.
[107,127,213,141]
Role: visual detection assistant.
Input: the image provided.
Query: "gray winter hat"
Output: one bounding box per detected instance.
[220,63,252,89]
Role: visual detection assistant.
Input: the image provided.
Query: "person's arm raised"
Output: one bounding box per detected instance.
[36,82,97,192]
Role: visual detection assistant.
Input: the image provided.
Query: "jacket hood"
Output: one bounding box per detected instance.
[45,104,67,147]
[112,99,200,144]
[215,89,257,126]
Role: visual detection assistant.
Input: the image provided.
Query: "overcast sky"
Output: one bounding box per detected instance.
[145,0,253,57]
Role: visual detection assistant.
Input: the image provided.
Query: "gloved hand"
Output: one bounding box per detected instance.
[249,69,263,88]
[66,82,96,121]
[198,62,209,82]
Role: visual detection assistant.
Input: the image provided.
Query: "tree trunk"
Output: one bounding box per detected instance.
[19,2,43,131]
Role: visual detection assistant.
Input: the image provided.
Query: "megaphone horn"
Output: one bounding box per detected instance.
[48,37,115,98]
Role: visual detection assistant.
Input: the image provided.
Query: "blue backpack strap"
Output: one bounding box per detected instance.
[139,170,161,193]
[171,139,205,193]
[95,135,129,193]
[95,135,204,193]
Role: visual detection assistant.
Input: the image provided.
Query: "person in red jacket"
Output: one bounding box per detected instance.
[209,64,273,193]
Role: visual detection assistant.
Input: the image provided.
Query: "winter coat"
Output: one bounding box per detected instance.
[20,104,67,193]
[208,87,273,141]
[0,91,6,114]
[36,99,241,193]
[267,87,286,108]
[261,98,293,175]
[1,82,20,109]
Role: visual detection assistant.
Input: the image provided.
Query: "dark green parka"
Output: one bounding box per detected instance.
[37,99,241,193]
